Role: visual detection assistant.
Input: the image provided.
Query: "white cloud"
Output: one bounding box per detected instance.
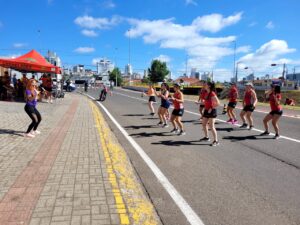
[74,15,122,30]
[266,21,274,29]
[154,55,171,63]
[185,0,197,6]
[192,12,242,33]
[13,43,27,48]
[248,22,257,27]
[81,29,98,37]
[236,45,251,53]
[126,12,242,71]
[102,0,116,8]
[92,58,101,65]
[238,40,295,73]
[74,47,95,53]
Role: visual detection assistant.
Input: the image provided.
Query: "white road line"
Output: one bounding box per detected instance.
[115,92,300,144]
[120,88,300,119]
[86,94,205,225]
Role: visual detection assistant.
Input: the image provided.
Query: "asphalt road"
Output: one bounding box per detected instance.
[86,87,300,225]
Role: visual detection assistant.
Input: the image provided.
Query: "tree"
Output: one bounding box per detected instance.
[148,60,170,83]
[109,68,123,86]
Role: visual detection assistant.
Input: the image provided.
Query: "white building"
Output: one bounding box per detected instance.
[73,65,85,75]
[125,64,132,76]
[45,51,61,67]
[96,58,115,75]
[190,68,197,78]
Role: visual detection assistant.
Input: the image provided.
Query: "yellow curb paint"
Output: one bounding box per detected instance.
[90,101,159,225]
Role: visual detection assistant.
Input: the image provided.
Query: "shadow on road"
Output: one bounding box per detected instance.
[124,125,157,130]
[216,127,235,132]
[122,114,145,117]
[223,135,272,142]
[152,140,211,146]
[130,131,173,138]
[0,129,24,137]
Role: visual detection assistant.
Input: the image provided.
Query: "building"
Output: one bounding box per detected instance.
[286,73,300,82]
[200,72,212,81]
[96,58,115,75]
[45,51,61,67]
[73,65,85,74]
[125,64,132,76]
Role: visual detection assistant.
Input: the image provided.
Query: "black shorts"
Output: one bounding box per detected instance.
[172,108,184,117]
[199,104,205,109]
[270,110,283,116]
[149,96,156,102]
[228,102,237,108]
[203,109,217,118]
[44,87,52,92]
[243,105,255,112]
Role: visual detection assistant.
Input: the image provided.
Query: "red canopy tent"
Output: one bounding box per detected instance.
[0,50,61,74]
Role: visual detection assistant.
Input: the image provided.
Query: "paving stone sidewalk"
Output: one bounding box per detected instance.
[0,94,160,225]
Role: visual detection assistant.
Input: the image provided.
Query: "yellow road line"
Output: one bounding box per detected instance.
[90,101,159,225]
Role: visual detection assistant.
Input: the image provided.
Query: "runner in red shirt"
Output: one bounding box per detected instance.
[195,81,208,120]
[170,83,185,135]
[226,83,238,124]
[260,84,283,139]
[200,82,220,147]
[240,82,257,129]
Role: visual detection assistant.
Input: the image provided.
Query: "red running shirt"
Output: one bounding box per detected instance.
[204,91,217,110]
[200,89,208,101]
[269,93,282,111]
[228,87,238,103]
[173,92,183,109]
[244,90,253,105]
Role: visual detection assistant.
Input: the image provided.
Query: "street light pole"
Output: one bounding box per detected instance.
[128,29,131,85]
[233,40,237,82]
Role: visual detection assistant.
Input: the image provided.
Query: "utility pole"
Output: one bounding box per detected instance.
[233,41,237,82]
[128,29,131,84]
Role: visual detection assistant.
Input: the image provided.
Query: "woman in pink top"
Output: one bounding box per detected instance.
[170,83,185,136]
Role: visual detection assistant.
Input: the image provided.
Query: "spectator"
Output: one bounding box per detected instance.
[284,98,296,106]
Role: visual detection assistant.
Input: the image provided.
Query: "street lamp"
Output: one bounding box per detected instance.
[271,63,286,79]
[128,29,131,85]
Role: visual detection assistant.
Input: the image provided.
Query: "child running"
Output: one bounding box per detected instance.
[240,82,257,130]
[170,83,185,135]
[200,82,220,146]
[226,82,239,124]
[155,83,171,127]
[260,84,283,139]
[24,79,42,138]
[195,81,208,120]
[142,83,156,116]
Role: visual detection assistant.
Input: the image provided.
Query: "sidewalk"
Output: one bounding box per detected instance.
[0,93,160,225]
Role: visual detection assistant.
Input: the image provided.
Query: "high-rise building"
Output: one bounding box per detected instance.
[96,58,115,75]
[45,51,61,67]
[190,68,197,78]
[125,64,132,76]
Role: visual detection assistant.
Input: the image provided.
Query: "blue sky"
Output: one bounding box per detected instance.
[0,0,300,81]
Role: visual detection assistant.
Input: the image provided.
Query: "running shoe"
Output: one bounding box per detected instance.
[248,125,254,130]
[32,130,41,135]
[232,119,238,124]
[170,128,179,134]
[178,130,186,136]
[274,134,280,139]
[260,131,270,136]
[157,121,163,125]
[210,141,220,147]
[24,133,35,138]
[199,137,210,142]
[240,123,248,128]
[226,119,233,123]
[150,112,155,116]
[162,124,169,128]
